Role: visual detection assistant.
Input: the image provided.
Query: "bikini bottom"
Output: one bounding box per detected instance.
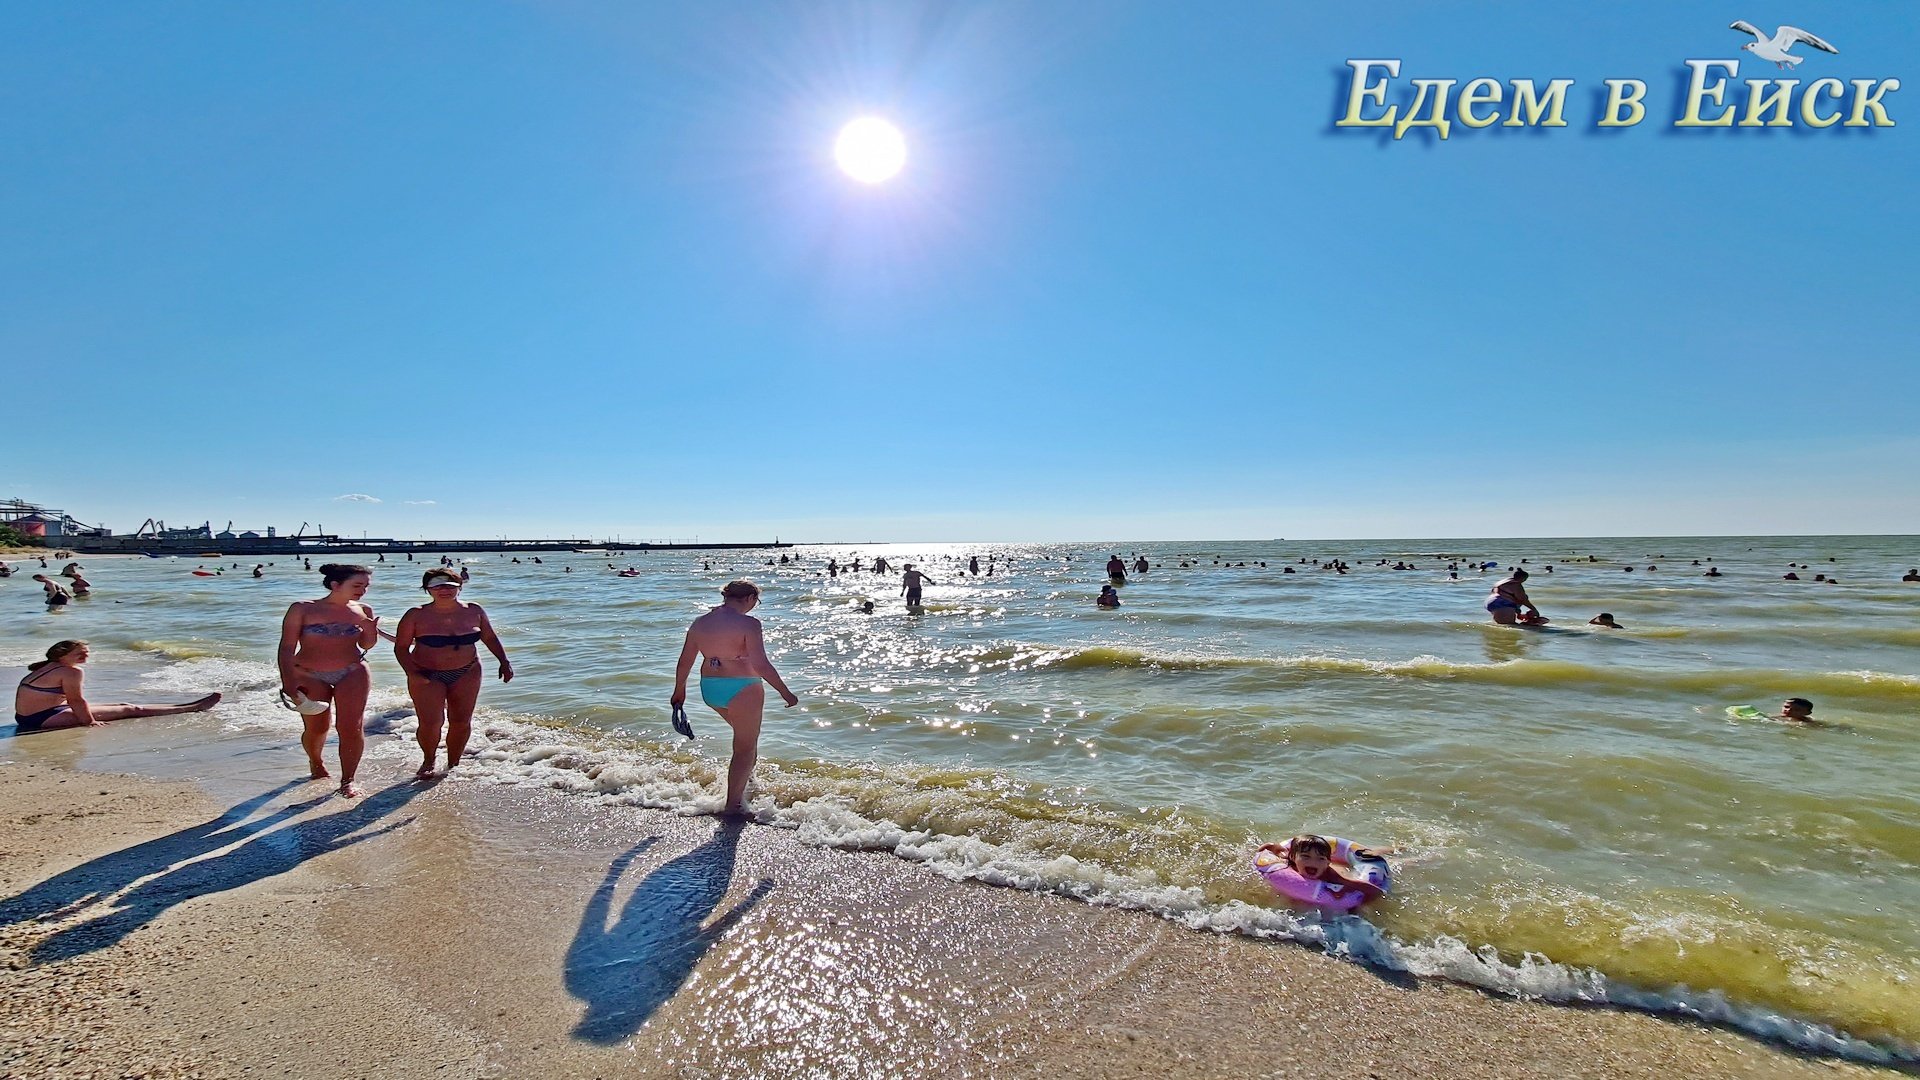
[416,661,478,687]
[700,676,758,710]
[14,705,71,732]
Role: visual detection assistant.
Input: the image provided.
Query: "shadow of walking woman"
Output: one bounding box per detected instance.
[565,819,773,1044]
[0,779,311,931]
[27,782,423,964]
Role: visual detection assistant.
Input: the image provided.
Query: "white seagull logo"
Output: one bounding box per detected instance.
[1729,21,1839,69]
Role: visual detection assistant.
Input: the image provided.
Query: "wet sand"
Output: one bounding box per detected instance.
[0,722,1902,1079]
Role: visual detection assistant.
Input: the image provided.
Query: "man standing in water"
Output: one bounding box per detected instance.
[900,564,936,608]
[670,580,799,816]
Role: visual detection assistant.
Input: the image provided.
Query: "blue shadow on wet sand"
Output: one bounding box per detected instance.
[565,819,773,1043]
[16,781,423,963]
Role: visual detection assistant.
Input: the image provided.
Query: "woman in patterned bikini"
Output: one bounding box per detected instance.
[277,563,380,796]
[393,567,512,778]
[14,639,220,734]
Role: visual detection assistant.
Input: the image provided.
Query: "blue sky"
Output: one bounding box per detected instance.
[3,2,1914,542]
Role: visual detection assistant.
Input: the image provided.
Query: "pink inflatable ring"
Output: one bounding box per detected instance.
[1253,836,1391,912]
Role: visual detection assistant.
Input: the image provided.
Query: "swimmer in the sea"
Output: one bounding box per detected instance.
[278,563,380,797]
[394,568,513,778]
[670,580,799,816]
[1589,613,1624,629]
[14,640,220,733]
[1904,568,1920,582]
[1096,584,1121,608]
[1770,698,1837,728]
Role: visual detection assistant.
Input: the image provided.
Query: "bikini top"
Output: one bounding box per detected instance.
[17,671,63,695]
[302,622,365,637]
[416,630,482,648]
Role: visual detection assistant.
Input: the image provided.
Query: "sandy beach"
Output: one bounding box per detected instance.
[0,716,1900,1080]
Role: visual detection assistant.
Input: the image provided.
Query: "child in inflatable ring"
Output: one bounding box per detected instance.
[1257,834,1393,906]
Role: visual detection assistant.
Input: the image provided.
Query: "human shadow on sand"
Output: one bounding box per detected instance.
[565,820,774,1043]
[0,779,313,931]
[26,782,422,964]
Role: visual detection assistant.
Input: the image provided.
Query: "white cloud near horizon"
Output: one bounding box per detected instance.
[404,500,437,506]
[333,493,381,503]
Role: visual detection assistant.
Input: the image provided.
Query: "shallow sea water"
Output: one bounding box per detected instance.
[4,535,1916,1061]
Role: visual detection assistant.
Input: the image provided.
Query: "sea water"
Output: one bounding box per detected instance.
[3,536,1916,1061]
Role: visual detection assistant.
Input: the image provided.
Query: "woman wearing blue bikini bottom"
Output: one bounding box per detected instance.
[670,580,800,816]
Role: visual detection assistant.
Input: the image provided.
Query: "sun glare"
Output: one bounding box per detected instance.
[834,117,907,184]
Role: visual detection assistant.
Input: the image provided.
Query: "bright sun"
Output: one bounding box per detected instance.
[834,117,907,184]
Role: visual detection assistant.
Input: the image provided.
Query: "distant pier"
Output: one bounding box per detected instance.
[65,535,790,557]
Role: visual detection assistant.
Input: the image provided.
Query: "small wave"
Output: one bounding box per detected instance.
[965,644,1920,705]
[130,638,237,661]
[138,655,281,693]
[1631,625,1920,648]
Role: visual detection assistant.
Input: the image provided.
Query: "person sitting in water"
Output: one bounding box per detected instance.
[1904,568,1920,582]
[1096,585,1121,609]
[1703,566,1722,577]
[1485,570,1540,626]
[1257,834,1393,904]
[1589,613,1624,629]
[14,640,220,733]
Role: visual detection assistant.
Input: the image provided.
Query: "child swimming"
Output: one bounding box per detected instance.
[1256,834,1394,905]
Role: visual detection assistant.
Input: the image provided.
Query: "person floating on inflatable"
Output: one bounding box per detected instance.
[1254,833,1394,912]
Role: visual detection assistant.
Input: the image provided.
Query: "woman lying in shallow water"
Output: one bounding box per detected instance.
[13,640,219,733]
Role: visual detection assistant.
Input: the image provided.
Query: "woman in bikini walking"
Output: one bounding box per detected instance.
[14,639,220,734]
[670,580,799,816]
[277,563,380,796]
[393,567,513,778]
